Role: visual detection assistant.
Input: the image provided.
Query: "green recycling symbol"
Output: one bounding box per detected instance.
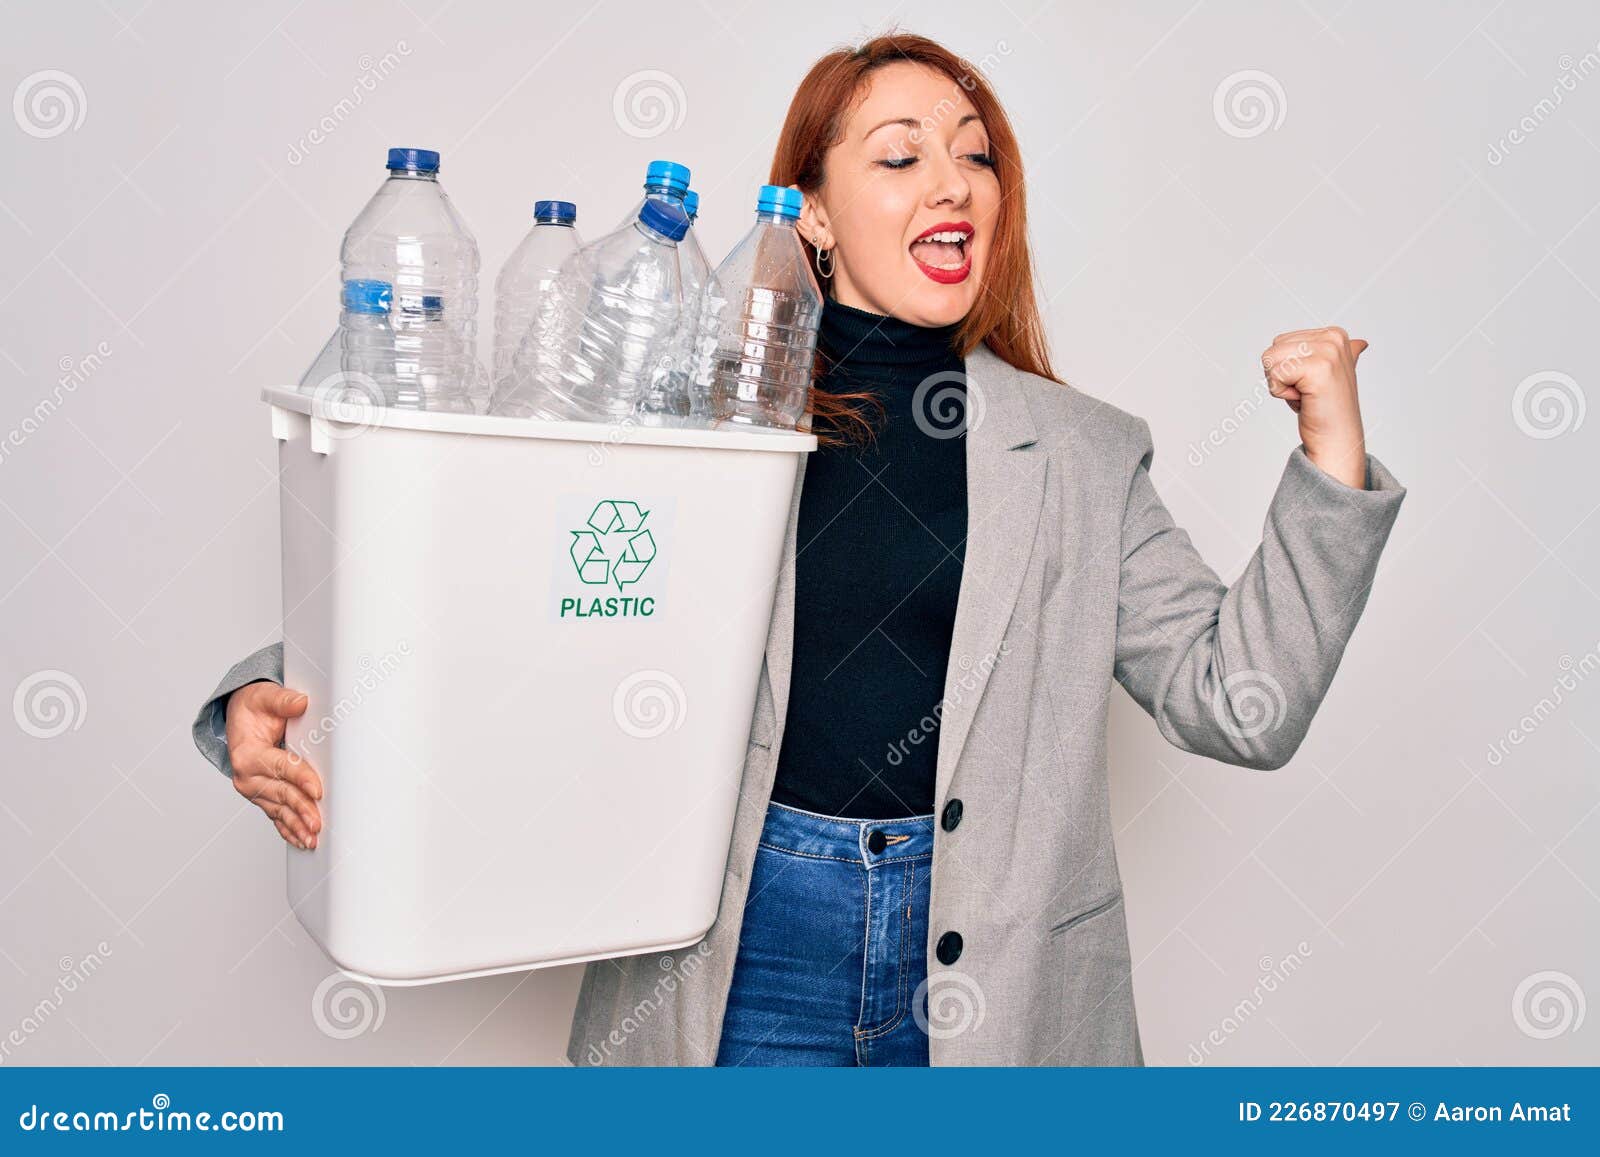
[569,500,657,591]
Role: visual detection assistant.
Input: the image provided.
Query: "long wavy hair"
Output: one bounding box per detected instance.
[768,30,1062,444]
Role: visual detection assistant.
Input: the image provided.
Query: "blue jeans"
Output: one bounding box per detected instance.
[714,800,935,1066]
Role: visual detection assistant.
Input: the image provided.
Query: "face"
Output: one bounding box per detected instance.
[798,61,1001,327]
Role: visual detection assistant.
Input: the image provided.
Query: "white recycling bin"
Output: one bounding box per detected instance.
[264,384,813,985]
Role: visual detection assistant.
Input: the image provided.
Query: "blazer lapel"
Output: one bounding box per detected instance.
[934,344,1044,800]
[754,343,1044,796]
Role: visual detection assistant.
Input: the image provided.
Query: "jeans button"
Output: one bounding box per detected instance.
[866,829,887,854]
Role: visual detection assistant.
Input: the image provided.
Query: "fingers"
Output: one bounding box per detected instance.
[1260,326,1365,413]
[1267,326,1366,363]
[264,685,309,719]
[1268,376,1303,413]
[238,773,321,848]
[232,740,323,849]
[1272,324,1348,345]
[257,744,323,802]
[1262,342,1312,389]
[270,812,310,851]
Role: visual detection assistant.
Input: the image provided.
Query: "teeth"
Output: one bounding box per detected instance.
[911,230,970,270]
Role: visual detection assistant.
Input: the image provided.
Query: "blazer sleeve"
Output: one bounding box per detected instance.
[190,642,284,778]
[1111,422,1406,769]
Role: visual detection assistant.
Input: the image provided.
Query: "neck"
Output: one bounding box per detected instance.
[816,298,963,377]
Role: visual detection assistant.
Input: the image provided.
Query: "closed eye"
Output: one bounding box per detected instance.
[876,153,996,171]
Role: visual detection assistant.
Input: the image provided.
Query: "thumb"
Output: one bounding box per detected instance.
[1350,338,1369,362]
[268,686,309,718]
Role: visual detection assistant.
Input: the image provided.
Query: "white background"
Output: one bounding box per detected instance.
[1,1,1595,1064]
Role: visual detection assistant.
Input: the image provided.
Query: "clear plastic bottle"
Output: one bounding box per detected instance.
[708,185,822,430]
[639,186,721,424]
[501,198,692,422]
[491,200,581,399]
[335,278,395,402]
[390,293,479,413]
[494,162,692,421]
[339,147,486,412]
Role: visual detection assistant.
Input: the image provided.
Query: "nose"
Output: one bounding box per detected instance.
[925,152,971,210]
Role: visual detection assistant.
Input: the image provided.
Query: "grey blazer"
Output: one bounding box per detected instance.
[192,342,1406,1066]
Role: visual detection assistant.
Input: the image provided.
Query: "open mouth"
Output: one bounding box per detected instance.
[909,222,974,283]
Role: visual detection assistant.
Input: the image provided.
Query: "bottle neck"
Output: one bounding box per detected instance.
[755,210,797,227]
[386,169,439,182]
[633,219,681,245]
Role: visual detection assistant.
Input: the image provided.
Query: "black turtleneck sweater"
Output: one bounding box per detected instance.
[769,299,969,820]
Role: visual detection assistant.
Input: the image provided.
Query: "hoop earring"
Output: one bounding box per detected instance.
[814,241,835,280]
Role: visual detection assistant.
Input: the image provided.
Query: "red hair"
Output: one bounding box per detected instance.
[768,30,1063,444]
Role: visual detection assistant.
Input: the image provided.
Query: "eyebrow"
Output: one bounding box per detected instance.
[863,112,983,139]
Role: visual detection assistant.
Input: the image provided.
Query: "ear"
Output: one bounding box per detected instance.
[795,186,832,249]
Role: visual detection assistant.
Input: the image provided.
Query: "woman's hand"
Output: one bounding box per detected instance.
[1261,326,1369,489]
[226,682,323,850]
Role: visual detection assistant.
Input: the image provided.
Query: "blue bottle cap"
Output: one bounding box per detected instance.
[534,200,578,223]
[756,185,803,219]
[683,190,700,220]
[638,198,690,242]
[341,279,392,313]
[386,147,440,173]
[644,160,691,194]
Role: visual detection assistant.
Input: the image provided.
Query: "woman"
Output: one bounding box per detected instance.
[192,33,1406,1066]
